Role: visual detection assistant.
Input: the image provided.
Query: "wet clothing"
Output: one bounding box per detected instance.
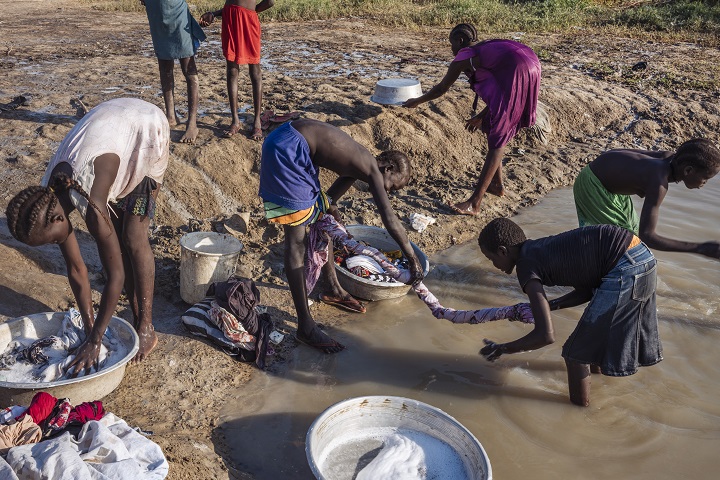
[259,122,330,226]
[562,242,661,376]
[573,164,640,234]
[515,225,634,292]
[454,39,541,149]
[144,0,206,60]
[222,4,261,64]
[41,98,169,220]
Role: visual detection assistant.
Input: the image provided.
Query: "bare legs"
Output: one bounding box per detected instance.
[451,146,506,216]
[249,63,263,140]
[284,225,345,353]
[225,60,242,137]
[111,191,160,362]
[225,60,263,140]
[158,57,200,143]
[565,359,591,407]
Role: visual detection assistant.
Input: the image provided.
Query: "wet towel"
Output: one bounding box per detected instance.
[310,215,536,325]
[222,4,261,64]
[455,39,541,149]
[145,0,206,60]
[5,413,169,480]
[573,164,640,234]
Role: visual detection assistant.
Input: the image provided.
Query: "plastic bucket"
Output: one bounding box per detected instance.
[179,232,243,304]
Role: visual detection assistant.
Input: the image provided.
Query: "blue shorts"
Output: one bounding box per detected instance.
[562,243,662,376]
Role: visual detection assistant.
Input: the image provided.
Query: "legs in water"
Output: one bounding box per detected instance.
[118,190,160,362]
[178,56,199,143]
[451,146,506,216]
[284,225,345,353]
[248,63,263,140]
[225,60,242,137]
[565,359,591,407]
[318,237,366,313]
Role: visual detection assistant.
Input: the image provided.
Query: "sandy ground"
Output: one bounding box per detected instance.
[1,1,719,478]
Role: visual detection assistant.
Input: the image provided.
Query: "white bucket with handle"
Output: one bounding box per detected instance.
[179,232,243,304]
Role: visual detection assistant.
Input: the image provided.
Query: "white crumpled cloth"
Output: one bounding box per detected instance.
[5,413,168,480]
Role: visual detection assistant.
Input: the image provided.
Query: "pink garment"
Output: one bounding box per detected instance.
[454,39,541,149]
[309,215,535,324]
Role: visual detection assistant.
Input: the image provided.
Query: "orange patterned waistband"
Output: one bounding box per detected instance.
[627,235,642,250]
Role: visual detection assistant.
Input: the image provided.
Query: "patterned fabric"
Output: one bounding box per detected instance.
[209,301,256,349]
[310,215,536,324]
[264,190,330,226]
[44,399,72,437]
[112,176,159,219]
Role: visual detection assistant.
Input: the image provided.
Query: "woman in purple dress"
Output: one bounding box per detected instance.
[404,24,541,216]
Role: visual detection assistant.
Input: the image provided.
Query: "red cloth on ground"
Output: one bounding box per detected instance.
[19,392,57,425]
[221,5,261,64]
[68,401,104,424]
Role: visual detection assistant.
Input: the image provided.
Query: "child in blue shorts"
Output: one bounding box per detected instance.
[477,217,662,406]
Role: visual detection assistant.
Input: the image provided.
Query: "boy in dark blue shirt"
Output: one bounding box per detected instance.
[477,217,662,406]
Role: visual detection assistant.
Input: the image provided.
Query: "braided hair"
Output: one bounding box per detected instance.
[6,172,108,244]
[450,23,478,44]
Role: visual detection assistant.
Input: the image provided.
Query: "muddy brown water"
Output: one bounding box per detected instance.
[220,179,720,479]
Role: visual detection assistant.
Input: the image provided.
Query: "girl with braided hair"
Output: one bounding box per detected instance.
[404,23,541,216]
[5,98,169,375]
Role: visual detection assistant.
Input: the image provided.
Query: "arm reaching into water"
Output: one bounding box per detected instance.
[639,184,719,258]
[481,280,555,360]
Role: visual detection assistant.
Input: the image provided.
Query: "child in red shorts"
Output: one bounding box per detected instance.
[201,1,275,140]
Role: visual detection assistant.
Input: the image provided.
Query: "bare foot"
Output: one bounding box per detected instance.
[297,325,345,354]
[179,124,198,144]
[223,122,242,137]
[487,181,506,197]
[132,324,158,362]
[449,201,479,216]
[249,126,263,141]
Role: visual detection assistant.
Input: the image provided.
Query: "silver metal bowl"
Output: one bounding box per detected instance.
[0,312,139,407]
[306,395,492,480]
[370,78,423,105]
[334,225,429,301]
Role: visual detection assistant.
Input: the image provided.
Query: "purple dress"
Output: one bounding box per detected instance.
[454,39,541,149]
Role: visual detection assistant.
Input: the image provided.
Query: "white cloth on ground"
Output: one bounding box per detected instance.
[5,412,169,480]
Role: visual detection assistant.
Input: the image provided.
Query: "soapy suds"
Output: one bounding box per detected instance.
[0,310,130,384]
[319,428,468,480]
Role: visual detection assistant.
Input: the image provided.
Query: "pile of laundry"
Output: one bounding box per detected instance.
[0,310,126,384]
[333,243,410,283]
[182,276,280,369]
[0,392,168,479]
